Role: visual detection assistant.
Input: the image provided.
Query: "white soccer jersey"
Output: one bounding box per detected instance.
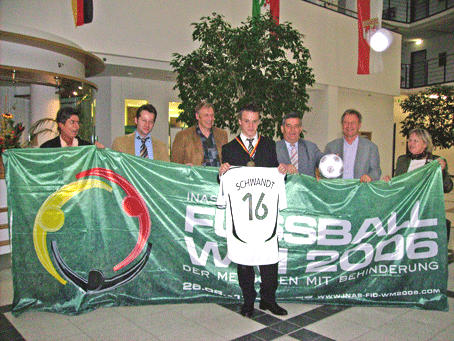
[217,167,287,265]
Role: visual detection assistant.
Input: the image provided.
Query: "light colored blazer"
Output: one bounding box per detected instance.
[170,125,228,166]
[324,136,381,181]
[111,132,170,162]
[276,139,324,177]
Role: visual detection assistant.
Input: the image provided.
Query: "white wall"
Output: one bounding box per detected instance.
[1,0,401,95]
[0,0,243,62]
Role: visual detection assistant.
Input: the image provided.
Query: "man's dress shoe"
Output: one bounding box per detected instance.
[259,301,288,316]
[240,303,254,317]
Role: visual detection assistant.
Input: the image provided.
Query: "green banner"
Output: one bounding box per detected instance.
[3,146,448,316]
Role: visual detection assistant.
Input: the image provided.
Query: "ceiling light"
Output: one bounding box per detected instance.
[369,28,394,52]
[415,39,423,45]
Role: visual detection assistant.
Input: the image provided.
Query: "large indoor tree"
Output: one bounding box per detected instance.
[400,85,454,149]
[171,12,315,138]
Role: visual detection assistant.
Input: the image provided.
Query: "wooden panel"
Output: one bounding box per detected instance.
[0,157,4,179]
[0,223,9,230]
[0,240,10,247]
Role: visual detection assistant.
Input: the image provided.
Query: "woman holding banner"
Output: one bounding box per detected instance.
[385,128,453,240]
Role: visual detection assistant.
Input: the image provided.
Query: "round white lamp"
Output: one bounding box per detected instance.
[369,28,394,52]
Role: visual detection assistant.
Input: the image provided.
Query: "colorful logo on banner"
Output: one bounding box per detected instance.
[33,168,152,293]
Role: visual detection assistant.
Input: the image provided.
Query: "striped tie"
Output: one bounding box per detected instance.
[247,138,254,154]
[139,137,149,158]
[290,144,298,171]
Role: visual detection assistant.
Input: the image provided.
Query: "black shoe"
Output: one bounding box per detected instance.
[259,301,288,316]
[240,303,254,317]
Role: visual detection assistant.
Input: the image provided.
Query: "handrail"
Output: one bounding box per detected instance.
[300,0,454,24]
[401,52,454,88]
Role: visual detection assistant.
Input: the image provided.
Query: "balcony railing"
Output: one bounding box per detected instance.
[383,0,454,23]
[401,52,454,88]
[301,0,454,23]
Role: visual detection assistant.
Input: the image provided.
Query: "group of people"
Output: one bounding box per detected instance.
[40,104,384,186]
[40,102,452,318]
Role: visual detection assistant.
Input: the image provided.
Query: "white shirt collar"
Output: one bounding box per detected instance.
[240,133,258,146]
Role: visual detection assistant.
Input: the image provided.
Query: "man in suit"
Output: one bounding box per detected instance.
[324,109,381,182]
[219,103,287,318]
[112,104,169,162]
[276,112,324,177]
[171,101,227,166]
[40,107,104,149]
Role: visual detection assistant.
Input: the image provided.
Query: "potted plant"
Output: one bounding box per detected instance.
[0,113,25,177]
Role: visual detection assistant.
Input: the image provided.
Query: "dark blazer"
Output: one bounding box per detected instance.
[395,153,453,193]
[221,135,279,167]
[276,139,324,177]
[40,136,92,148]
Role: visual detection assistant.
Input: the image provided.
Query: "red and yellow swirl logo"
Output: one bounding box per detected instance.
[33,168,152,292]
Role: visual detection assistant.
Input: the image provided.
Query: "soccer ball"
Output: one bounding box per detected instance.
[319,154,343,178]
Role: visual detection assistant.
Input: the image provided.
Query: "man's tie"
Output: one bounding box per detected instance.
[247,138,254,154]
[139,136,149,158]
[290,144,298,171]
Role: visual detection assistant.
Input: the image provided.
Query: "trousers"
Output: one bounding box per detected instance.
[237,263,278,305]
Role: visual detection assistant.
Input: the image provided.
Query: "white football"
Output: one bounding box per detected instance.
[319,154,343,178]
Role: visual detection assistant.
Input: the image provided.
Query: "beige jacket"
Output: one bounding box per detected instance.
[112,132,170,162]
[170,125,228,166]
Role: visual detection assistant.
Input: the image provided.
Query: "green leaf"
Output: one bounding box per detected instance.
[171,12,315,138]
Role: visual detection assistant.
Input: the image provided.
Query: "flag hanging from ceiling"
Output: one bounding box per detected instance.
[357,0,383,74]
[252,0,280,24]
[72,0,93,27]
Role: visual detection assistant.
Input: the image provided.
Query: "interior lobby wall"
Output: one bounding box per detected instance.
[0,0,244,62]
[1,0,401,96]
[89,76,179,148]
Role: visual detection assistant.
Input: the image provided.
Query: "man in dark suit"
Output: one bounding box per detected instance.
[276,112,324,177]
[324,109,381,182]
[40,107,104,148]
[219,103,287,318]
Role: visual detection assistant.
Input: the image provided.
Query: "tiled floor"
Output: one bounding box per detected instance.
[1,192,454,341]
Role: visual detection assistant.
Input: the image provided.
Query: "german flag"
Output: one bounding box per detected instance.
[72,0,93,27]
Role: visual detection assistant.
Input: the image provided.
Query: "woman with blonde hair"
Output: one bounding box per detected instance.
[385,128,453,240]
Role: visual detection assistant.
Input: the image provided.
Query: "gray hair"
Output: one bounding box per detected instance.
[409,128,433,153]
